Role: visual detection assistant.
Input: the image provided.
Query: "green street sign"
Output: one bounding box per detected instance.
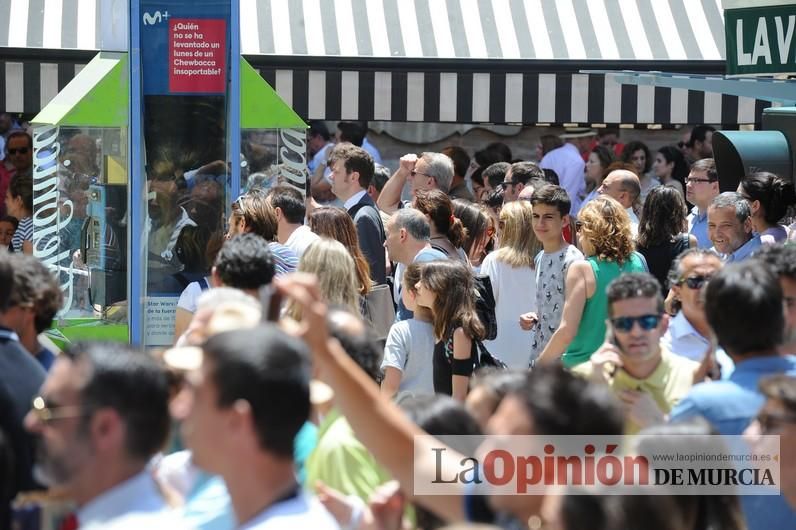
[725,4,796,75]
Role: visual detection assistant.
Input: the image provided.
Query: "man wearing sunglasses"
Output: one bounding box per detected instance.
[573,272,699,433]
[501,161,545,203]
[0,130,32,217]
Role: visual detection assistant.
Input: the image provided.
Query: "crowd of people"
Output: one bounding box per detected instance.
[1,120,796,530]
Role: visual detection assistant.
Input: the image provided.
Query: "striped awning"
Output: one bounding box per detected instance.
[0,0,100,50]
[2,60,88,114]
[257,68,772,126]
[242,0,725,61]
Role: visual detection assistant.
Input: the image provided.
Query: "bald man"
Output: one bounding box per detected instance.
[598,169,641,236]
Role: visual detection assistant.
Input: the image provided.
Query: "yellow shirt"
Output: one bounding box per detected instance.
[572,348,698,433]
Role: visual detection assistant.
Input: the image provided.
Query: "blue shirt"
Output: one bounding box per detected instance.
[687,206,711,248]
[724,234,762,263]
[670,355,796,530]
[395,247,447,322]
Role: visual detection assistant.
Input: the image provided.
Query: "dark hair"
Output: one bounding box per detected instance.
[336,121,366,146]
[268,185,306,224]
[690,158,717,181]
[372,164,390,192]
[420,259,485,341]
[541,168,560,185]
[65,342,171,461]
[530,184,571,217]
[598,127,620,139]
[705,261,783,355]
[413,189,467,248]
[7,254,63,334]
[753,243,796,281]
[688,124,716,147]
[214,233,276,290]
[591,145,617,176]
[621,141,652,173]
[606,272,664,317]
[452,199,488,257]
[8,173,33,213]
[739,172,796,225]
[441,146,470,178]
[0,215,18,230]
[175,225,212,273]
[759,375,796,414]
[509,161,544,185]
[327,143,374,189]
[468,370,527,417]
[202,325,310,457]
[657,145,689,186]
[328,308,383,382]
[510,365,624,435]
[637,186,688,248]
[0,254,13,312]
[482,188,504,210]
[481,162,510,189]
[308,120,330,141]
[473,147,502,168]
[6,131,31,150]
[486,142,512,162]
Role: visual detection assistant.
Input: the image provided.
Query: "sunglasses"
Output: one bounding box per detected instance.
[8,147,29,155]
[685,177,715,184]
[410,169,433,179]
[679,274,712,290]
[30,395,84,423]
[610,314,662,333]
[756,411,796,434]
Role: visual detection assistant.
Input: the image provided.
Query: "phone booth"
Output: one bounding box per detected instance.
[29,0,307,348]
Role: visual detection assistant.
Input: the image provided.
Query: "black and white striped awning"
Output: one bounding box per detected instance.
[241,0,725,62]
[1,60,88,114]
[257,68,773,126]
[0,0,100,50]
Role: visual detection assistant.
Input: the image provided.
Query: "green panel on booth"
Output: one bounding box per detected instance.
[240,57,306,129]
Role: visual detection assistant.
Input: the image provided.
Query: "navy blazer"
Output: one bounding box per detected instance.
[348,193,387,285]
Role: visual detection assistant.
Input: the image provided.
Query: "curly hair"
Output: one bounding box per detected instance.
[308,207,371,294]
[577,196,634,263]
[636,186,688,248]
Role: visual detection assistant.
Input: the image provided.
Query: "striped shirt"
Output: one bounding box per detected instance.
[11,216,32,253]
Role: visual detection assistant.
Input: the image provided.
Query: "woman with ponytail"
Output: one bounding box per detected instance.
[738,172,796,244]
[413,189,469,262]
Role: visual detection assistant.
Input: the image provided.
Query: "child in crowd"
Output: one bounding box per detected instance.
[0,215,18,251]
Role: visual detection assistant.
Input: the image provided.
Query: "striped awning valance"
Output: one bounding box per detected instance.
[1,59,87,114]
[242,0,725,62]
[0,0,100,50]
[257,68,771,126]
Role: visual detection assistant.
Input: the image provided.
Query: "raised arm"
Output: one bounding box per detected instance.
[275,274,467,523]
[377,155,416,214]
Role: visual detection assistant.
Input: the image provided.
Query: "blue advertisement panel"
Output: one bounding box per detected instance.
[140,0,230,95]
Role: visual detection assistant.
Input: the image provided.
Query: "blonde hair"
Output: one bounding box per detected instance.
[578,196,635,263]
[494,201,541,268]
[287,238,360,319]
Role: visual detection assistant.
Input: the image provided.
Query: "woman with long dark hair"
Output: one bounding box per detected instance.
[413,189,468,262]
[621,140,659,203]
[738,172,796,244]
[452,199,490,269]
[636,186,696,293]
[653,145,688,198]
[415,260,485,400]
[580,145,615,212]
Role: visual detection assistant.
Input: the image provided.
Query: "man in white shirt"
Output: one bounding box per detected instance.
[598,169,641,236]
[540,130,587,214]
[173,325,338,529]
[267,185,319,258]
[24,342,183,529]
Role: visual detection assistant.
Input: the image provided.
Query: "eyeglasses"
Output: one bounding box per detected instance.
[30,396,84,423]
[7,147,29,155]
[410,169,433,179]
[574,220,583,233]
[679,274,712,290]
[756,411,796,434]
[610,314,662,333]
[685,177,715,184]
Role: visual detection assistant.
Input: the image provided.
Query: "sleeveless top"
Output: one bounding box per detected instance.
[637,233,691,295]
[562,253,646,368]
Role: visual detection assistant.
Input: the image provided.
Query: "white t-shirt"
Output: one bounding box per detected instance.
[177,277,212,313]
[381,318,436,395]
[284,225,319,258]
[479,253,537,369]
[238,493,338,530]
